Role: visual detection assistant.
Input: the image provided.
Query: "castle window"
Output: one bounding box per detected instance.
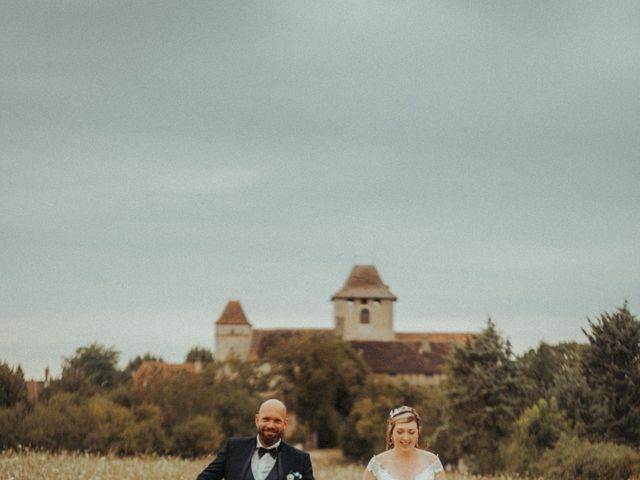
[360,308,370,324]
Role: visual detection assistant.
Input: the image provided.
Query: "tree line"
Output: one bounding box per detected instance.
[1,303,639,479]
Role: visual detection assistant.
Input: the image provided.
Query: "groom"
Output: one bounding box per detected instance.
[196,398,314,480]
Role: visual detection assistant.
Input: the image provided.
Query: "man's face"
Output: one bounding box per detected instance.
[255,401,288,446]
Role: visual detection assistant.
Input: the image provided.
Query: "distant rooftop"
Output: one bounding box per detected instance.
[215,300,251,325]
[332,265,397,301]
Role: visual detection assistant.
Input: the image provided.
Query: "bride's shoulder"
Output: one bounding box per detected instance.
[417,449,438,460]
[367,451,391,469]
[418,449,444,471]
[375,450,394,461]
[418,449,441,465]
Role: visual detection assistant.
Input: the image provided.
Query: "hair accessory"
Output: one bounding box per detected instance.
[389,405,413,418]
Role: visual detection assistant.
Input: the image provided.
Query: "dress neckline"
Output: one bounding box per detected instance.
[371,455,441,480]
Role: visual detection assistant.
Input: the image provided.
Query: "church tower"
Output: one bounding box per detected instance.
[214,300,252,360]
[331,265,397,341]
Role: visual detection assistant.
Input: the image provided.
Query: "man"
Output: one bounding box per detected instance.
[196,398,314,480]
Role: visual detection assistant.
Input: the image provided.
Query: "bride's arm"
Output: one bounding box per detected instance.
[434,471,445,480]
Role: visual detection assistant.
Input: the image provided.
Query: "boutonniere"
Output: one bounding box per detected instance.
[286,472,303,480]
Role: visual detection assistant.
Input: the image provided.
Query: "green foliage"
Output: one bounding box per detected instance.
[536,434,640,479]
[502,398,574,475]
[121,404,169,454]
[0,362,27,408]
[204,359,263,438]
[266,331,369,448]
[171,415,224,457]
[0,404,27,450]
[62,343,121,389]
[185,347,214,364]
[84,395,133,452]
[132,368,213,431]
[442,319,525,474]
[581,303,640,445]
[517,341,591,434]
[21,392,96,450]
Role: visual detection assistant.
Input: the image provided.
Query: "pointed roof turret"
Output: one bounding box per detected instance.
[331,265,397,301]
[215,300,251,325]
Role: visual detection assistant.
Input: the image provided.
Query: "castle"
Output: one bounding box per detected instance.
[214,265,476,384]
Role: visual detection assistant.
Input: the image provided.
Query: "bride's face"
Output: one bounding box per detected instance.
[392,420,419,450]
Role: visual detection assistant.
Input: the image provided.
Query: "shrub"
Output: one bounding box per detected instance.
[84,395,133,453]
[502,398,574,475]
[171,415,223,457]
[0,404,27,450]
[21,392,95,450]
[121,403,169,454]
[537,434,640,479]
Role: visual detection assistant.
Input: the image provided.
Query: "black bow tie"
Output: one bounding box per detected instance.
[257,447,278,459]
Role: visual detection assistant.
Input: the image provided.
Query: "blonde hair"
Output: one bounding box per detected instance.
[386,406,422,449]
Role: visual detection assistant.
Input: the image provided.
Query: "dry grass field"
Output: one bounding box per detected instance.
[0,450,523,480]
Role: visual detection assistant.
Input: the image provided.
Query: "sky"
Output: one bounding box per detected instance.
[2,1,639,380]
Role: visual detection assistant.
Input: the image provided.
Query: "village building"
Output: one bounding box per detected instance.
[131,360,203,387]
[215,265,476,384]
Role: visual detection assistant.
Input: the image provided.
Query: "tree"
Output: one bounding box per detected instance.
[123,353,164,380]
[131,367,213,431]
[502,398,575,475]
[185,346,214,364]
[62,342,121,389]
[0,362,27,407]
[204,358,265,438]
[581,303,640,445]
[517,341,591,430]
[172,415,224,457]
[266,332,369,448]
[442,319,526,474]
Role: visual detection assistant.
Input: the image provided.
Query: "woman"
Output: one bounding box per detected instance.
[363,406,445,480]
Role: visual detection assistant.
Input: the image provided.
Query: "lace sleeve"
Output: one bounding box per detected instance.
[366,456,380,476]
[432,456,444,473]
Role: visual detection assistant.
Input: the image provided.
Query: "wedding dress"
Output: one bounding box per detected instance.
[366,455,444,480]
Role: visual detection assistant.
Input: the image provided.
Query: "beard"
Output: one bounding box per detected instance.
[258,426,281,446]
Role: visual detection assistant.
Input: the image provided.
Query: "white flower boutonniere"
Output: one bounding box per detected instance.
[286,472,303,480]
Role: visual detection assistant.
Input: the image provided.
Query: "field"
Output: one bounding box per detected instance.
[0,450,521,480]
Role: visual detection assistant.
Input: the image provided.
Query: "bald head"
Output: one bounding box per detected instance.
[255,398,288,446]
[258,398,287,416]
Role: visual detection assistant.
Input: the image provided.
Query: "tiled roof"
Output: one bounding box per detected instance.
[332,265,397,301]
[131,361,197,385]
[245,329,458,376]
[395,331,477,345]
[216,300,251,325]
[349,340,450,375]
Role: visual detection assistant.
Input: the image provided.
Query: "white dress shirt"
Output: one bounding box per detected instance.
[251,436,281,480]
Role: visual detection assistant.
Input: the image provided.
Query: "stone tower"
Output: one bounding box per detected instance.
[331,265,397,341]
[214,300,252,360]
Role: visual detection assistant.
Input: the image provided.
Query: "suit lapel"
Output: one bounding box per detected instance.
[240,437,257,480]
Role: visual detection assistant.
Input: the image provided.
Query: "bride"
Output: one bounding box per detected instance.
[362,406,445,480]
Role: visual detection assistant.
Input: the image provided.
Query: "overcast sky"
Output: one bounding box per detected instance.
[2,1,639,379]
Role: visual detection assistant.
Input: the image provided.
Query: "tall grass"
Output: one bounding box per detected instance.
[0,450,521,480]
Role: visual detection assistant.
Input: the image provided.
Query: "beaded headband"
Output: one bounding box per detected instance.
[389,405,414,418]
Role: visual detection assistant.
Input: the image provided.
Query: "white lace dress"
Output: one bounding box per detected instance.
[366,455,444,480]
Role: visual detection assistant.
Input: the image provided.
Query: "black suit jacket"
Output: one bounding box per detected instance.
[196,437,314,480]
